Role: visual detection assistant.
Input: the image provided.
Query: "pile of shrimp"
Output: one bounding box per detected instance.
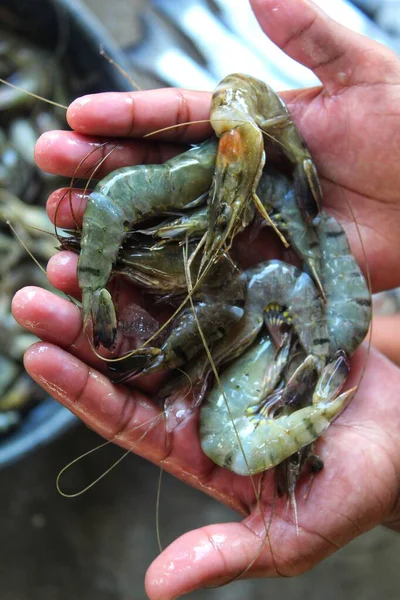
[58,73,372,504]
[0,30,70,434]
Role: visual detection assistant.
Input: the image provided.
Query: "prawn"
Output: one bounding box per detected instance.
[199,211,371,476]
[248,260,330,371]
[137,206,209,245]
[315,212,371,355]
[140,164,325,299]
[257,165,325,299]
[113,239,205,293]
[149,169,330,425]
[77,73,324,353]
[77,138,218,350]
[273,347,324,508]
[199,332,355,475]
[202,73,322,270]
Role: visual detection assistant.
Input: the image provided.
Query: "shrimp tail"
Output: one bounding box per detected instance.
[315,351,348,399]
[312,350,356,414]
[90,289,118,349]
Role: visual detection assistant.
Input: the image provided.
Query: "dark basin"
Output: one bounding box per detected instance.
[0,0,133,468]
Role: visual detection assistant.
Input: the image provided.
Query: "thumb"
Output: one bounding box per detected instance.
[144,521,276,599]
[250,0,399,93]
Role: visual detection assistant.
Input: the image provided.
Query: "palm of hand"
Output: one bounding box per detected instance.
[288,80,400,291]
[11,1,400,598]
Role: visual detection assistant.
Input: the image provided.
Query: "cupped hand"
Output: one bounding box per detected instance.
[11,1,400,599]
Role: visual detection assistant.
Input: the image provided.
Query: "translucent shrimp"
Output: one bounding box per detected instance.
[142,164,325,299]
[60,225,248,379]
[257,165,325,299]
[199,334,355,476]
[248,260,330,370]
[113,239,203,293]
[137,206,209,244]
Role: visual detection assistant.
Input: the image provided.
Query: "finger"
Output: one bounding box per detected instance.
[47,252,81,298]
[67,89,212,141]
[145,522,273,600]
[35,131,181,178]
[145,502,341,599]
[23,342,166,459]
[12,285,168,395]
[23,342,218,484]
[251,0,399,92]
[370,314,400,367]
[47,188,88,228]
[12,286,106,372]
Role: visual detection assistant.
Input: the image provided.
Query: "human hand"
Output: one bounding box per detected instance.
[12,1,400,598]
[370,314,400,366]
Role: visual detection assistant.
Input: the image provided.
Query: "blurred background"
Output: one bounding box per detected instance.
[0,0,400,598]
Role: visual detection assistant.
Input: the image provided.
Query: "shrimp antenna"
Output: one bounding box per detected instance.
[53,145,104,239]
[155,466,164,553]
[82,145,118,198]
[154,365,195,555]
[7,221,48,277]
[53,188,79,240]
[99,46,142,91]
[143,120,211,138]
[62,141,111,235]
[7,219,80,313]
[16,223,55,239]
[56,440,116,497]
[0,77,68,110]
[143,116,271,138]
[54,141,119,249]
[56,405,170,497]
